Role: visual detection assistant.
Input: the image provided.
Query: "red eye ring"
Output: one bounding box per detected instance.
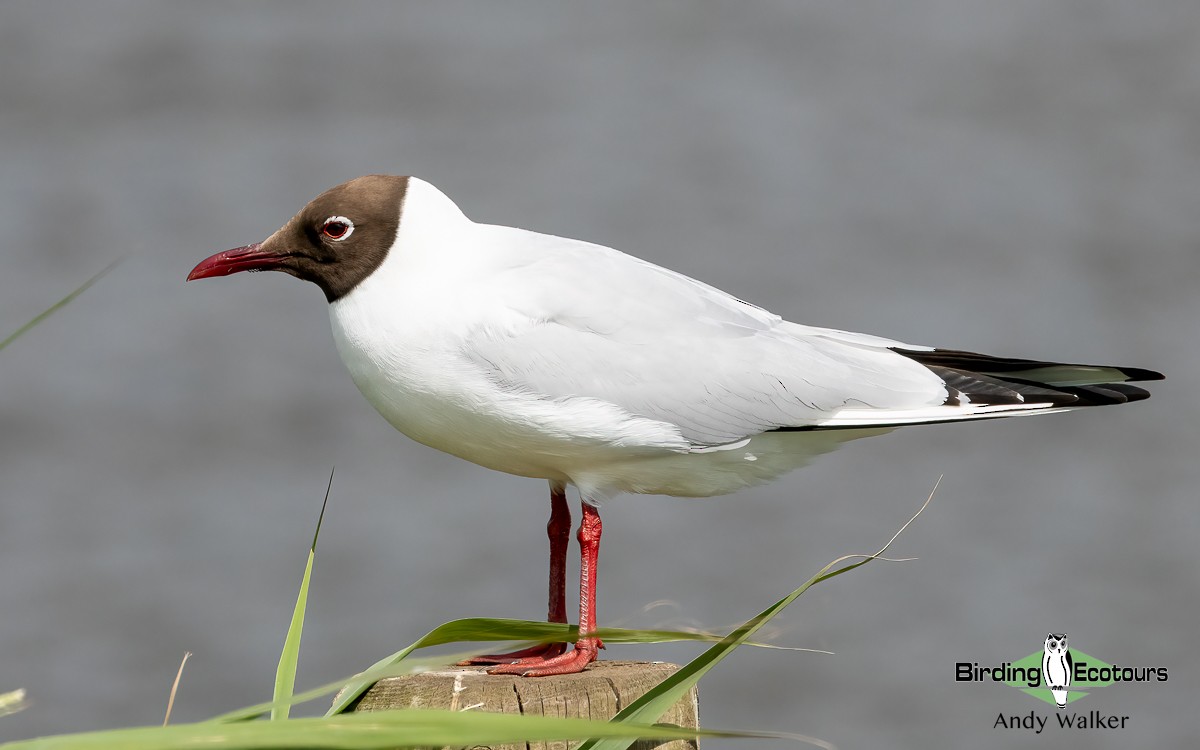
[321,216,354,241]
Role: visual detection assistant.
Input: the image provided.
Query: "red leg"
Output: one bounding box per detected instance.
[545,484,571,625]
[460,484,571,665]
[489,500,602,676]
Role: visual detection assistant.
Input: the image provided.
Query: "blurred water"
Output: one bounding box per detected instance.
[1,3,1197,748]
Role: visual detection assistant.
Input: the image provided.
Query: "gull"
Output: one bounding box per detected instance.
[188,175,1162,676]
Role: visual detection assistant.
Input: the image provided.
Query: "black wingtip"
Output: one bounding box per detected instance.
[1054,382,1150,405]
[892,347,1161,407]
[892,348,1164,383]
[1069,382,1153,404]
[1115,366,1164,382]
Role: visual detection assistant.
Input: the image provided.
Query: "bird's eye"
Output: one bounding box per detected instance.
[322,216,354,241]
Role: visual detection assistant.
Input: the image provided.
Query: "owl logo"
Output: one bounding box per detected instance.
[1042,633,1073,708]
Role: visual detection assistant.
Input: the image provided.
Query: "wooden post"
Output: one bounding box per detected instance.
[347,660,699,750]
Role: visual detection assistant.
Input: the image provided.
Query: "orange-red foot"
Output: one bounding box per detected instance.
[458,641,569,666]
[485,638,601,677]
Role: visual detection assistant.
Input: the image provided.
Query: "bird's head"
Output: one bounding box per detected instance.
[188,175,409,302]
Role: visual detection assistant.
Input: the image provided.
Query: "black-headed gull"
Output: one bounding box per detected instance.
[189,175,1162,676]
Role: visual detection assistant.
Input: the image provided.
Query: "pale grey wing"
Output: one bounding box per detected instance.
[465,321,951,447]
[463,233,950,447]
[463,228,1160,446]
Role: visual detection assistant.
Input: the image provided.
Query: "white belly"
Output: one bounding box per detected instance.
[331,334,561,480]
[327,296,683,484]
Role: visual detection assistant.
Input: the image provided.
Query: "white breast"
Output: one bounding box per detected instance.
[326,180,687,487]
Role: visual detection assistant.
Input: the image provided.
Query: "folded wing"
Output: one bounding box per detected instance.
[463,229,1162,448]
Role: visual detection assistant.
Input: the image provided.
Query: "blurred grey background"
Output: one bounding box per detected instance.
[1,2,1197,748]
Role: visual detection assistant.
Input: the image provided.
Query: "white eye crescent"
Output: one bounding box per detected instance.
[322,216,354,241]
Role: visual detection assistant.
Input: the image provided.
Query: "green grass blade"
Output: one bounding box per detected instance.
[577,478,938,750]
[269,551,313,721]
[1,708,767,750]
[270,470,334,721]
[0,259,121,353]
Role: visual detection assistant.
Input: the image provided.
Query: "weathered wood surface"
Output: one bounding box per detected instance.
[349,660,699,750]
